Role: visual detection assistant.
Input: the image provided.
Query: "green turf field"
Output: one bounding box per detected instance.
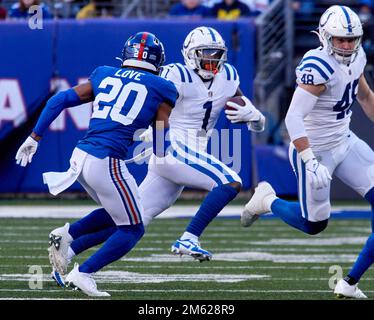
[0,217,373,300]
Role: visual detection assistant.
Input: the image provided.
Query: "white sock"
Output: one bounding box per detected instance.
[180,232,198,242]
[67,246,76,261]
[264,194,278,212]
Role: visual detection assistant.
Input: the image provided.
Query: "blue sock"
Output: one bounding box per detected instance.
[69,208,115,240]
[186,184,239,237]
[348,233,374,282]
[79,223,145,274]
[365,187,374,232]
[70,226,117,255]
[271,199,328,235]
[347,187,374,282]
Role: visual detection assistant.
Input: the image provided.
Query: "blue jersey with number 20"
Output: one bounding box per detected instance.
[77,66,177,159]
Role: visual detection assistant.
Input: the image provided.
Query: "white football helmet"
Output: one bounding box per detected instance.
[317,5,363,65]
[182,26,227,80]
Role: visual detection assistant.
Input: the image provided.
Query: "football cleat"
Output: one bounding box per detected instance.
[65,263,110,297]
[241,181,277,227]
[48,223,73,275]
[51,269,66,288]
[334,279,367,299]
[171,238,212,262]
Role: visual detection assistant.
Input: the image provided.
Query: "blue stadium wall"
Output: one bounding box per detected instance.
[0,19,257,193]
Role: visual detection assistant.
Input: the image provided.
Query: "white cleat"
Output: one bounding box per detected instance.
[48,223,73,275]
[334,279,367,299]
[65,263,110,297]
[241,181,277,227]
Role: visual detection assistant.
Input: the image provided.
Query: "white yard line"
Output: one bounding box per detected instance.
[0,271,270,283]
[0,205,239,218]
[0,205,370,218]
[0,265,339,270]
[1,289,374,294]
[0,247,364,253]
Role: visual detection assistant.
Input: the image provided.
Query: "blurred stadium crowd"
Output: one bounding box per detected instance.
[0,0,372,23]
[1,0,373,142]
[0,0,269,20]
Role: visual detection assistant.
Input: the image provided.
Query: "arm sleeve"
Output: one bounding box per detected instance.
[284,86,319,142]
[33,88,82,136]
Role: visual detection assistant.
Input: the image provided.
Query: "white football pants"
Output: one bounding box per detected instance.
[78,154,143,226]
[139,141,242,226]
[289,132,374,222]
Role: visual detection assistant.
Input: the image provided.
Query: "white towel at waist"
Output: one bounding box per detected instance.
[43,147,88,196]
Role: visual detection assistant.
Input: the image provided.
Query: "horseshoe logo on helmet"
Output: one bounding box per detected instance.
[320,12,333,27]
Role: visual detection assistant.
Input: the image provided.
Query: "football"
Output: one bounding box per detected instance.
[224,96,246,110]
[224,96,247,123]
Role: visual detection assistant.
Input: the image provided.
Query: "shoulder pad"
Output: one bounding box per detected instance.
[296,49,335,85]
[88,65,108,81]
[173,63,193,83]
[160,63,193,83]
[223,63,239,81]
[159,64,173,79]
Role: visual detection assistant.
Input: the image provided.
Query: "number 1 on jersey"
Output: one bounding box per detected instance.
[201,101,212,131]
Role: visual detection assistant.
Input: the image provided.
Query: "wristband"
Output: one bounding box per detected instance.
[299,147,315,163]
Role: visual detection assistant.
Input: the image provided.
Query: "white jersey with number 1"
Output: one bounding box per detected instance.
[160,63,240,152]
[139,63,242,226]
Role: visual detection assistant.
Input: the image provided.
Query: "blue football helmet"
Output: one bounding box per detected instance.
[121,32,165,73]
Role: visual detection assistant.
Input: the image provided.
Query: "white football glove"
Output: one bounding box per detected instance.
[225,96,263,123]
[15,136,39,167]
[305,158,332,189]
[300,148,332,189]
[139,126,153,143]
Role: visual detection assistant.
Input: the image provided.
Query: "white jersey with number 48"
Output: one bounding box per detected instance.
[296,46,366,151]
[160,63,240,152]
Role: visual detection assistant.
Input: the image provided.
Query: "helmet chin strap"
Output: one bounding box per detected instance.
[333,52,357,66]
[330,42,360,65]
[311,30,324,44]
[194,68,215,81]
[314,30,360,66]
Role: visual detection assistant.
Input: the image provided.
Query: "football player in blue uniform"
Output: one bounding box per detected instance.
[15,32,177,297]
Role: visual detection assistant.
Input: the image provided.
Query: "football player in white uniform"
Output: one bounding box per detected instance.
[138,26,265,261]
[241,6,374,298]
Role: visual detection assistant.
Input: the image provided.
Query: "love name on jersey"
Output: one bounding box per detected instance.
[114,69,144,81]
